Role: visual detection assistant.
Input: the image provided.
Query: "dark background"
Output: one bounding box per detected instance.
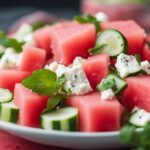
[0,0,80,30]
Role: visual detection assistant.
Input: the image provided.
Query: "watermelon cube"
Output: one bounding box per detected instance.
[50,24,96,65]
[67,92,123,132]
[0,70,30,92]
[14,84,48,127]
[34,26,52,58]
[101,20,145,55]
[83,54,110,89]
[18,45,46,72]
[141,44,150,63]
[121,76,150,112]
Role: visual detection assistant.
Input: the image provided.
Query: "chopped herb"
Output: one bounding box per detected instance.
[0,52,4,59]
[135,54,141,64]
[147,42,150,50]
[0,31,24,53]
[74,14,101,32]
[32,22,55,31]
[89,44,107,55]
[97,78,117,92]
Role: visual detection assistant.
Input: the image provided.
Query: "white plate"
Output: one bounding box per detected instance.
[0,121,129,149]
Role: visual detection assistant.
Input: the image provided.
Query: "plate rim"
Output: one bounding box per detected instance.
[0,120,120,137]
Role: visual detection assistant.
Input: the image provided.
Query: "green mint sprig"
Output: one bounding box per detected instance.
[0,31,24,53]
[120,123,150,150]
[74,14,101,32]
[22,69,67,112]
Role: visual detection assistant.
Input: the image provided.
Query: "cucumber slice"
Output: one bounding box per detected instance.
[95,29,128,57]
[129,109,150,127]
[41,107,78,131]
[0,101,19,123]
[97,73,127,95]
[0,88,13,103]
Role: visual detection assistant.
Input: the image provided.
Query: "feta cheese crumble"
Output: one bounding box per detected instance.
[115,53,141,78]
[15,23,36,46]
[141,60,150,74]
[45,62,67,77]
[95,12,108,22]
[64,64,93,95]
[0,48,22,69]
[101,89,115,100]
[130,107,150,127]
[45,57,93,95]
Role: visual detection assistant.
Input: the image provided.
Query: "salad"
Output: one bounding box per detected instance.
[0,12,150,149]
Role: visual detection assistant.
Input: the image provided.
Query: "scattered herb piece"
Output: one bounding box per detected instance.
[43,95,64,113]
[74,14,101,32]
[0,31,24,53]
[147,42,150,50]
[135,54,141,64]
[32,22,55,31]
[88,44,107,55]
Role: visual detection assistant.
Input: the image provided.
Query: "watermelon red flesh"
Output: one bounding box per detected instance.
[33,22,79,59]
[141,44,150,63]
[34,26,53,58]
[14,84,48,127]
[50,24,96,65]
[101,20,145,55]
[82,54,110,89]
[0,70,30,92]
[18,45,46,72]
[67,92,122,132]
[121,76,150,112]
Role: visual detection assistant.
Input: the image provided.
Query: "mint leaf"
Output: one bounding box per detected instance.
[43,95,64,113]
[135,54,141,64]
[0,31,23,53]
[120,125,136,143]
[74,16,88,23]
[147,42,150,50]
[89,44,107,55]
[74,14,100,32]
[22,69,62,96]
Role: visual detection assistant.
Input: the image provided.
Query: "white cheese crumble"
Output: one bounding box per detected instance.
[45,57,93,95]
[16,23,33,42]
[95,12,108,22]
[101,89,115,100]
[45,62,67,78]
[130,107,150,127]
[15,23,36,46]
[115,53,141,78]
[64,64,93,95]
[0,48,22,69]
[141,60,150,74]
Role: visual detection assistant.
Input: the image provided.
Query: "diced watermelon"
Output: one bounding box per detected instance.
[141,44,150,63]
[67,92,123,132]
[50,24,96,65]
[14,84,48,127]
[121,76,150,112]
[82,54,110,89]
[101,20,145,55]
[0,70,30,92]
[18,45,46,72]
[34,26,52,58]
